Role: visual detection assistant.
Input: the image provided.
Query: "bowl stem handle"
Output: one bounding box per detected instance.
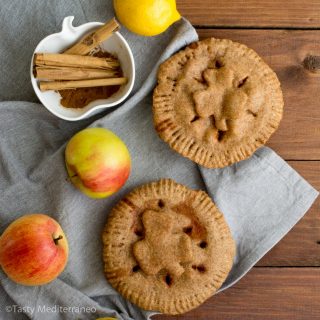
[62,16,75,33]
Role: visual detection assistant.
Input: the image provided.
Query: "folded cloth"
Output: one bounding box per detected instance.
[0,1,318,320]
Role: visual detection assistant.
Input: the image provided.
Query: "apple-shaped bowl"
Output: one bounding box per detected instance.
[30,16,135,121]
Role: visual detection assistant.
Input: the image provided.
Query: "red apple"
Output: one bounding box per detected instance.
[65,127,131,199]
[0,214,68,286]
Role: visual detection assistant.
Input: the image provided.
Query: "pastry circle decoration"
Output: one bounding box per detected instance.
[153,38,284,168]
[103,179,235,315]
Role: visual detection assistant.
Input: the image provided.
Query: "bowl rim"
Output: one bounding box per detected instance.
[30,17,135,121]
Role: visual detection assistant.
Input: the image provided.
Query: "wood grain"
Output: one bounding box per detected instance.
[178,0,320,28]
[198,29,320,160]
[258,161,320,266]
[153,268,320,320]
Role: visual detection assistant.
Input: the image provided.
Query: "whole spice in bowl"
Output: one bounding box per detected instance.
[33,18,128,109]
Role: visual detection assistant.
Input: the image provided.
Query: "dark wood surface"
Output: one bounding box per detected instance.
[154,1,320,319]
[177,0,320,28]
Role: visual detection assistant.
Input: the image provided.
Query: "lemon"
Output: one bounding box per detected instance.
[113,0,181,36]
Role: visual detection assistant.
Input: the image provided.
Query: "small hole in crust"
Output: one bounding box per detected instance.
[193,76,206,84]
[183,226,193,235]
[165,274,173,286]
[188,42,199,49]
[217,130,225,142]
[132,265,140,273]
[238,76,248,88]
[192,265,197,270]
[246,109,257,117]
[215,60,223,69]
[190,115,200,123]
[134,229,144,237]
[158,199,165,208]
[199,241,208,249]
[197,265,206,273]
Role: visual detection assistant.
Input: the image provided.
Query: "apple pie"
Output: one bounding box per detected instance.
[153,38,284,168]
[102,179,235,314]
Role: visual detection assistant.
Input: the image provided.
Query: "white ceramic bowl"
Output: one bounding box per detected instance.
[30,16,135,121]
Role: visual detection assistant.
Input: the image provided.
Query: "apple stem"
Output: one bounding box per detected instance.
[53,235,63,245]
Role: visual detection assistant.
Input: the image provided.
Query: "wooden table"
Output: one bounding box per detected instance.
[155,1,320,319]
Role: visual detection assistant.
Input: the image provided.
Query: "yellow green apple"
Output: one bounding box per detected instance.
[0,214,68,286]
[65,127,131,199]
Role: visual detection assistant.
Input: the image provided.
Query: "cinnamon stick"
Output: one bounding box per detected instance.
[34,53,119,70]
[35,66,119,80]
[39,77,127,91]
[64,18,120,55]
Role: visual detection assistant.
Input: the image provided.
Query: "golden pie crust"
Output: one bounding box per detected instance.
[103,179,235,315]
[153,38,284,168]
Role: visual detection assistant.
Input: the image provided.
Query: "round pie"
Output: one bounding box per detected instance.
[153,38,284,168]
[103,179,235,315]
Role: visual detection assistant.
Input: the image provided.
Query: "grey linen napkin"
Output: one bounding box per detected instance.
[0,1,318,320]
